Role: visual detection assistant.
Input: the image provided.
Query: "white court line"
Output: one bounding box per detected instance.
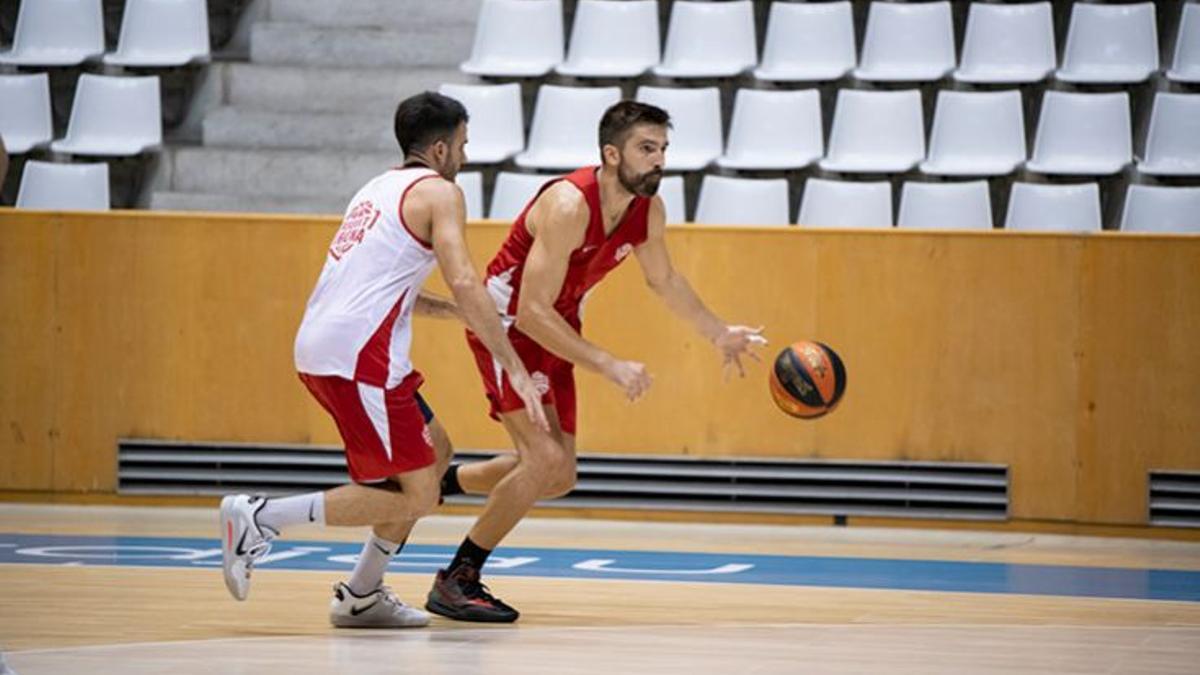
[13,621,1200,656]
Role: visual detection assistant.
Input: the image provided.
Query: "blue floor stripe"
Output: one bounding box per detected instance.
[2,533,1197,603]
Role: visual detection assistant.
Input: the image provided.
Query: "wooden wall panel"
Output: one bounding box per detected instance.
[0,212,58,489]
[1076,236,1200,524]
[1,210,1198,526]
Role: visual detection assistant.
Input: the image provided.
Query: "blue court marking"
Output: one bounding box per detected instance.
[1,533,1198,603]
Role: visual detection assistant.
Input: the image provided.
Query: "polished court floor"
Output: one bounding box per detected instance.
[1,504,1198,673]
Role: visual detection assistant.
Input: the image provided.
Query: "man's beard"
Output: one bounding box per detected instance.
[618,164,663,197]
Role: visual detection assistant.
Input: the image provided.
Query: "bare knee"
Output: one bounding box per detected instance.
[541,462,576,499]
[524,445,575,499]
[395,471,440,518]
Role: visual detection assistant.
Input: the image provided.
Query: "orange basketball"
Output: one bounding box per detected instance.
[769,341,846,419]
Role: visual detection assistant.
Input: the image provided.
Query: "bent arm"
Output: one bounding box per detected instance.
[634,197,725,343]
[424,181,525,377]
[414,289,460,320]
[514,186,617,374]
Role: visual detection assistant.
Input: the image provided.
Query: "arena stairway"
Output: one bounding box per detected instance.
[148,0,478,214]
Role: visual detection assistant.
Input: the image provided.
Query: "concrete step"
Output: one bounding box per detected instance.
[250,22,472,68]
[203,106,395,151]
[267,0,481,28]
[166,146,397,197]
[147,189,348,212]
[149,190,347,215]
[223,63,468,115]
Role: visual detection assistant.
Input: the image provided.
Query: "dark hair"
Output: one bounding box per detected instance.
[598,100,671,150]
[393,92,469,156]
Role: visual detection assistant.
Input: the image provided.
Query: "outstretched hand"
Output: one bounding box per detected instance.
[714,325,768,380]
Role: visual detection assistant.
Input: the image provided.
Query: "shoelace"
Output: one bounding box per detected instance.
[461,578,501,604]
[376,586,408,607]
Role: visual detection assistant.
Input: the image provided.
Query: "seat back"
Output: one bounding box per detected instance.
[1004,183,1102,232]
[798,178,892,229]
[898,181,993,230]
[694,176,790,227]
[17,160,111,210]
[0,73,53,154]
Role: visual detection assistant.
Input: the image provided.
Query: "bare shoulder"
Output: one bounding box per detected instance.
[527,181,589,239]
[407,175,463,208]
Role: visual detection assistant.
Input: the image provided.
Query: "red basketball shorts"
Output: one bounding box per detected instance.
[298,370,436,483]
[465,328,577,435]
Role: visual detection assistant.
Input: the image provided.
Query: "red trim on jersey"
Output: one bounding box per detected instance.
[397,173,439,250]
[353,289,409,387]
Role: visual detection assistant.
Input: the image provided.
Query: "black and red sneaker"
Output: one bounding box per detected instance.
[425,564,519,623]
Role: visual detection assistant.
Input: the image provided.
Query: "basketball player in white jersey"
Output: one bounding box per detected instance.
[219,92,548,628]
[428,101,766,622]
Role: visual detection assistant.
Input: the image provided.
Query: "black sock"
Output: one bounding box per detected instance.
[449,536,491,572]
[440,464,464,497]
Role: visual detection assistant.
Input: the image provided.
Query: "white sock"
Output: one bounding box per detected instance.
[256,492,325,536]
[347,533,402,595]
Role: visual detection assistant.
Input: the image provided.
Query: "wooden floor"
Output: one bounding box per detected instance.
[2,504,1199,674]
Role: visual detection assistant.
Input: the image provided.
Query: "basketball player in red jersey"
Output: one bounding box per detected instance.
[428,101,766,622]
[218,92,547,628]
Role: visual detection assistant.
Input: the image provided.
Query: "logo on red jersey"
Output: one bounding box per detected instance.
[531,371,551,395]
[614,243,634,262]
[330,200,382,261]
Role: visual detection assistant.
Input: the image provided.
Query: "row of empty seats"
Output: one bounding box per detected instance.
[0,0,210,68]
[16,161,1197,233]
[464,0,1200,84]
[440,82,1200,176]
[0,72,162,156]
[457,170,1199,233]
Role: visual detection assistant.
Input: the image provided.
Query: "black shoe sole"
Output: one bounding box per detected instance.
[425,598,519,623]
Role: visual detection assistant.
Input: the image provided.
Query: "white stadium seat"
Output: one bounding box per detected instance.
[718,89,823,171]
[557,0,659,78]
[455,172,484,221]
[694,176,790,227]
[1057,2,1158,84]
[1004,183,1101,233]
[654,0,757,78]
[819,89,925,174]
[798,178,892,229]
[104,0,211,67]
[1025,91,1131,176]
[461,0,563,77]
[489,172,557,221]
[17,161,111,211]
[438,83,525,164]
[920,90,1025,177]
[1167,3,1200,84]
[1120,185,1200,234]
[898,181,993,231]
[636,86,722,172]
[658,175,686,225]
[854,1,956,83]
[0,0,104,66]
[954,2,1056,84]
[51,74,163,157]
[754,1,856,83]
[0,74,54,154]
[514,85,621,171]
[1138,93,1200,178]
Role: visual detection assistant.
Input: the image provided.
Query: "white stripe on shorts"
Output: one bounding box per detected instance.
[356,382,392,460]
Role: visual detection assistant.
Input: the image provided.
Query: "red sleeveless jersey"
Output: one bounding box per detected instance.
[484,166,652,329]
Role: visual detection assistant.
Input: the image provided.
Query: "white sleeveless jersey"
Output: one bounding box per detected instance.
[294,167,440,389]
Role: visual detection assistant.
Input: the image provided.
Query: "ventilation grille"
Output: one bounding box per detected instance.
[1149,471,1200,528]
[118,439,1009,520]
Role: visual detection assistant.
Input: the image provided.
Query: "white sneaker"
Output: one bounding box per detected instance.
[219,494,274,601]
[330,582,431,628]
